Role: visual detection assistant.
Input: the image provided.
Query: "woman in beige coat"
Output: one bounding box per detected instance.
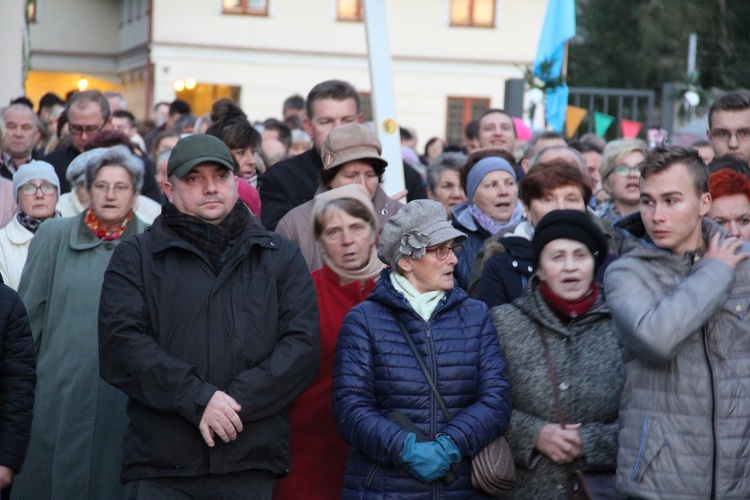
[276,123,402,270]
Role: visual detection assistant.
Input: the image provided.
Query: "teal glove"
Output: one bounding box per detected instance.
[401,433,451,482]
[437,434,462,464]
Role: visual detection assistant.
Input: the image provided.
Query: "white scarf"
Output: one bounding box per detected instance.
[390,271,446,322]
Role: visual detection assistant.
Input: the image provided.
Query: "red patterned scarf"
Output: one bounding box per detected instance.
[85,208,134,241]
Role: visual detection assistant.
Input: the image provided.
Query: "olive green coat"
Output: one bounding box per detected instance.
[11,213,147,500]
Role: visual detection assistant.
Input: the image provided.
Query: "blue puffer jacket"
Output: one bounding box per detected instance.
[333,269,512,499]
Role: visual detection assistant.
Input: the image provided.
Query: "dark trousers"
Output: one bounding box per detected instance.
[124,470,276,500]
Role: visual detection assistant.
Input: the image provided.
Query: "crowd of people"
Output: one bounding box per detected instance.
[1,79,750,499]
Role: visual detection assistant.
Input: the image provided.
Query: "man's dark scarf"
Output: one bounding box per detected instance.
[162,200,249,272]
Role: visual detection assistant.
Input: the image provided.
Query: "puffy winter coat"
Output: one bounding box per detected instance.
[333,268,511,499]
[606,214,750,499]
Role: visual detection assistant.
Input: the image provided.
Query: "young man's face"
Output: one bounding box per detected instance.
[640,162,711,255]
[303,98,361,153]
[708,108,750,162]
[477,112,516,152]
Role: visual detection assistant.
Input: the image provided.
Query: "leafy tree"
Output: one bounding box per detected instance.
[569,0,750,92]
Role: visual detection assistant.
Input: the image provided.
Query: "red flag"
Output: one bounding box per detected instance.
[621,119,642,139]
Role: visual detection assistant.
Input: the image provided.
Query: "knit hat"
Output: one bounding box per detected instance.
[321,123,387,171]
[13,160,61,201]
[313,184,379,228]
[167,134,235,178]
[67,148,107,185]
[378,199,467,268]
[466,156,517,202]
[532,209,608,269]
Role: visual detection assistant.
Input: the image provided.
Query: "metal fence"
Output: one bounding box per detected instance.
[568,87,656,139]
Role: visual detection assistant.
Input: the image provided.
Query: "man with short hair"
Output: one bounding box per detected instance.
[605,145,750,498]
[111,110,146,152]
[519,130,566,173]
[43,90,110,193]
[261,118,292,154]
[104,91,127,112]
[464,119,480,153]
[1,104,41,180]
[259,80,363,230]
[282,94,305,123]
[707,91,750,162]
[98,133,319,499]
[476,108,516,153]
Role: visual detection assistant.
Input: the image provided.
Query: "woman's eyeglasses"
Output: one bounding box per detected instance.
[612,165,641,177]
[20,183,57,196]
[425,244,464,260]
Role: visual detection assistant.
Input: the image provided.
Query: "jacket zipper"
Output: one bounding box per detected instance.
[701,329,717,500]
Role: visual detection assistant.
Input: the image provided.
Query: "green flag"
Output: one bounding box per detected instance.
[594,112,615,137]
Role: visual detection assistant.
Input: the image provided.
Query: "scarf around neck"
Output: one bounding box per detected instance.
[322,245,384,285]
[390,271,446,322]
[84,208,133,241]
[162,200,249,270]
[17,209,61,234]
[539,281,599,325]
[470,200,524,235]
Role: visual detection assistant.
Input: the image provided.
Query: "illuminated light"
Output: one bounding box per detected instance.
[173,80,185,92]
[185,78,196,90]
[77,78,89,91]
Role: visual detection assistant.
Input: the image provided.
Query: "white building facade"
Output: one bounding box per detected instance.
[16,0,546,148]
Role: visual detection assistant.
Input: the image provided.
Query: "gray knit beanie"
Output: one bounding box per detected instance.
[13,160,61,201]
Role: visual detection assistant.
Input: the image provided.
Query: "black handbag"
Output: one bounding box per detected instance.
[393,314,516,497]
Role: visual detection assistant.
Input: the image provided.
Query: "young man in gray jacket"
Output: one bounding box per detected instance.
[605,145,750,499]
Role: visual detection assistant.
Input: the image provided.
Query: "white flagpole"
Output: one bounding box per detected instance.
[362,0,405,196]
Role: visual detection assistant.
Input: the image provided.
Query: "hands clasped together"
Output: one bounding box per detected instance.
[199,391,243,447]
[401,433,461,482]
[535,423,583,464]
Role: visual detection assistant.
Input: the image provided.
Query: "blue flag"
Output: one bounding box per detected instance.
[534,0,576,132]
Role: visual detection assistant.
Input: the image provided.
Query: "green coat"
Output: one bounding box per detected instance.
[12,213,147,500]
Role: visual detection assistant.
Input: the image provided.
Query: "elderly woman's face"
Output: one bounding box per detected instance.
[330,161,379,200]
[707,193,750,241]
[472,170,518,222]
[525,185,586,227]
[398,238,460,294]
[319,206,375,273]
[536,238,595,301]
[89,165,137,229]
[18,179,58,220]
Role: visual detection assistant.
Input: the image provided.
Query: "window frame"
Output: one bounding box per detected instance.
[445,96,490,146]
[336,0,363,22]
[449,0,496,28]
[221,0,270,17]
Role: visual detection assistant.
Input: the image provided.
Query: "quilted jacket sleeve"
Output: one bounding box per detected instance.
[604,255,734,365]
[438,308,512,459]
[332,304,410,468]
